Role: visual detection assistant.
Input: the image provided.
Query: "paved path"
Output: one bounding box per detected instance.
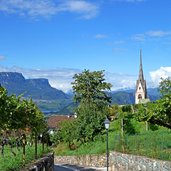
[54,164,74,171]
[54,164,106,171]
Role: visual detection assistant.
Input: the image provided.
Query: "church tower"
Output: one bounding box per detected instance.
[135,49,147,104]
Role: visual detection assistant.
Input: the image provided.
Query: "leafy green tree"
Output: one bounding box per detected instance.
[72,70,112,143]
[159,77,171,97]
[72,69,112,106]
[134,77,171,129]
[0,86,48,161]
[25,99,46,159]
[58,120,78,149]
[8,95,26,130]
[0,87,9,130]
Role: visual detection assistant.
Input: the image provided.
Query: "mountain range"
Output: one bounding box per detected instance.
[0,72,160,114]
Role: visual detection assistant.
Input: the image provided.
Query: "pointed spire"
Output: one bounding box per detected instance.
[139,49,144,81]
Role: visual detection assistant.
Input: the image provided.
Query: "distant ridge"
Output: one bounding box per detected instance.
[0,72,73,113]
[0,72,160,114]
[0,72,69,100]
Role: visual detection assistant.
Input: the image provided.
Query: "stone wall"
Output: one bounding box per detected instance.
[55,152,171,171]
[109,152,171,171]
[22,153,54,171]
[55,154,106,168]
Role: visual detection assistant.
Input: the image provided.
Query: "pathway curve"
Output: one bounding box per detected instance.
[54,164,105,171]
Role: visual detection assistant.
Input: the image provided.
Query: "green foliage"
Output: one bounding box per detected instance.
[76,102,108,142]
[58,102,78,114]
[134,77,171,130]
[114,105,138,136]
[55,123,171,161]
[71,70,112,143]
[159,77,171,97]
[0,86,49,165]
[0,86,46,134]
[109,104,120,117]
[72,69,112,105]
[58,120,78,147]
[124,129,171,160]
[152,78,171,129]
[0,87,9,129]
[54,70,112,148]
[0,144,50,171]
[123,114,137,135]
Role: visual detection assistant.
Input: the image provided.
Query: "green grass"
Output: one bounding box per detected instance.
[0,144,50,171]
[123,129,171,160]
[54,121,171,161]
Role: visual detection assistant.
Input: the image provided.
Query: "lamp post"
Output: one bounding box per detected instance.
[104,117,110,171]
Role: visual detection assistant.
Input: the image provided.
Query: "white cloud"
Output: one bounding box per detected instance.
[112,47,126,53]
[0,55,5,61]
[0,66,80,92]
[0,0,57,18]
[0,66,139,92]
[150,67,171,86]
[95,34,108,39]
[132,30,171,42]
[132,34,145,42]
[3,65,167,92]
[113,40,125,45]
[105,72,136,91]
[0,0,99,19]
[146,30,171,37]
[58,0,99,19]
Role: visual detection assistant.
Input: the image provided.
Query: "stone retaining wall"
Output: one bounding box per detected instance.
[109,152,171,171]
[22,153,54,171]
[55,152,171,171]
[55,154,106,168]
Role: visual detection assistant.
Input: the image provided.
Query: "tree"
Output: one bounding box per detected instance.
[0,86,48,162]
[148,78,171,129]
[25,99,46,159]
[0,87,9,130]
[72,70,112,142]
[134,77,171,129]
[58,120,78,149]
[72,69,112,107]
[159,77,171,97]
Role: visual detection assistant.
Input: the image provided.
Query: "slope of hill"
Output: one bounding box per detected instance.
[110,88,160,105]
[0,72,72,113]
[110,91,135,104]
[0,72,69,100]
[58,88,160,114]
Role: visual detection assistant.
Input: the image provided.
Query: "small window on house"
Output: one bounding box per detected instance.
[139,87,141,90]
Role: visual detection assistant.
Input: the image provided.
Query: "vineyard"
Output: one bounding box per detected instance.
[0,87,50,170]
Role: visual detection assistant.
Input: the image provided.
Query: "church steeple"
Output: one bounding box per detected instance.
[135,49,148,104]
[139,49,144,81]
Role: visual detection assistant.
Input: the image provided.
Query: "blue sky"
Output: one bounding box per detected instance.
[0,0,171,92]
